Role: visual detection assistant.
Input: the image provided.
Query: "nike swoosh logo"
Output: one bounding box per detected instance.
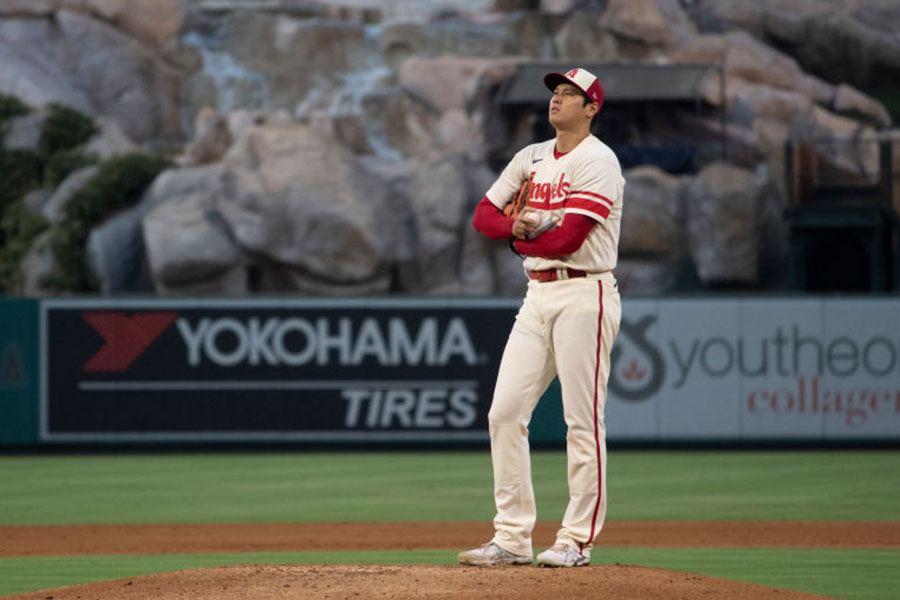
[532,158,543,164]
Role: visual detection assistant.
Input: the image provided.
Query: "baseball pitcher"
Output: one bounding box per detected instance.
[459,67,623,568]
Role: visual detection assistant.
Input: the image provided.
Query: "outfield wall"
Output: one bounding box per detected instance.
[1,296,899,445]
[0,298,39,444]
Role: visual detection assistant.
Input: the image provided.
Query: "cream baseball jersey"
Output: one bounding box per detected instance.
[485,134,624,273]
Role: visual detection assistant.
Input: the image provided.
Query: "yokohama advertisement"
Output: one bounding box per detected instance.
[41,298,518,442]
[41,297,900,443]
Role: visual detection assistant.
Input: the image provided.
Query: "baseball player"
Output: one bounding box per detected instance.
[458,67,623,568]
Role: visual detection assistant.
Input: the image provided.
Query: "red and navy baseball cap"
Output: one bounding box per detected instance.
[544,67,604,109]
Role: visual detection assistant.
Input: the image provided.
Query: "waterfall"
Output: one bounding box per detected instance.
[181,30,271,133]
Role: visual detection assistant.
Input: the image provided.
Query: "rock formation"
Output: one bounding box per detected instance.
[1,0,896,297]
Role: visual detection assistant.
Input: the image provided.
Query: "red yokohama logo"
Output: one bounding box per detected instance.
[82,312,177,372]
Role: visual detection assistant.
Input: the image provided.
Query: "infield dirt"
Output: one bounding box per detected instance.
[4,520,897,599]
[3,520,899,557]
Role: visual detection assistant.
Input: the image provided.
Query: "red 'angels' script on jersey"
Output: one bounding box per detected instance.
[528,172,570,207]
[82,312,177,372]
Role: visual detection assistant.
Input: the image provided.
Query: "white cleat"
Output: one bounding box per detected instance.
[536,543,590,567]
[457,542,532,566]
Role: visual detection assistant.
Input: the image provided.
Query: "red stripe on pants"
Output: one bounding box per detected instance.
[586,280,604,550]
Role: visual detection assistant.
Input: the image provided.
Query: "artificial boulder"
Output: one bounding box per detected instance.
[0,0,183,49]
[0,10,181,142]
[833,83,892,128]
[378,19,519,73]
[402,155,472,294]
[399,55,513,114]
[686,0,900,90]
[87,204,154,294]
[685,162,767,284]
[361,87,442,160]
[216,123,391,291]
[180,107,232,166]
[601,0,696,47]
[619,166,685,257]
[142,175,245,292]
[615,259,682,295]
[41,166,100,224]
[20,230,54,297]
[84,116,139,160]
[554,12,620,62]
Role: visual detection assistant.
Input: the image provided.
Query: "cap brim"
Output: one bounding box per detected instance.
[544,72,597,104]
[543,72,570,93]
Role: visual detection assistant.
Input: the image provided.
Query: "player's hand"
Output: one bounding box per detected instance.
[512,208,541,239]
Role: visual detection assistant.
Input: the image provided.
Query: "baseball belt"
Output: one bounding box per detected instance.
[529,268,588,282]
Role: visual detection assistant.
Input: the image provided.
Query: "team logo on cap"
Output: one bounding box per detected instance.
[545,67,604,107]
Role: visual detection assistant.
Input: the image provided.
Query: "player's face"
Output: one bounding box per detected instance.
[549,83,596,129]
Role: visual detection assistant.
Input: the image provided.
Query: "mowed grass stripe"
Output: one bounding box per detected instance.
[604,547,900,600]
[0,548,898,600]
[1,451,898,525]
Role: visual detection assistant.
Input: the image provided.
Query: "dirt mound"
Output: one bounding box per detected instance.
[6,563,839,600]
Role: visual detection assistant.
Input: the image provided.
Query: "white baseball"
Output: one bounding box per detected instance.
[523,212,541,226]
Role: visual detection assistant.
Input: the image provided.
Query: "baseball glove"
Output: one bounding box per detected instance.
[503,177,531,220]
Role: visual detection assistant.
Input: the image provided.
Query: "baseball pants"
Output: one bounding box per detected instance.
[488,272,620,558]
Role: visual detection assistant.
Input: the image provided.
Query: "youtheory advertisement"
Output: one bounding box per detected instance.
[608,298,900,440]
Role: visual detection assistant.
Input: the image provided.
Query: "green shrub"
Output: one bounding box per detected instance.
[37,104,101,187]
[0,100,107,294]
[0,199,49,293]
[42,153,170,293]
[0,94,30,123]
[43,149,99,188]
[1,103,99,210]
[0,149,44,213]
[38,103,98,156]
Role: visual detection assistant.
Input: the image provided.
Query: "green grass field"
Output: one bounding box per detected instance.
[1,450,898,598]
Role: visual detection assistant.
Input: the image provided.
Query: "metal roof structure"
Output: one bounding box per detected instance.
[499,63,719,104]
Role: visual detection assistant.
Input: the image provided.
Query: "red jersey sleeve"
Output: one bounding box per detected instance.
[513,213,594,259]
[472,196,514,240]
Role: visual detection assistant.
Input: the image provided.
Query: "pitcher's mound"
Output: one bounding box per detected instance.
[9,563,836,599]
